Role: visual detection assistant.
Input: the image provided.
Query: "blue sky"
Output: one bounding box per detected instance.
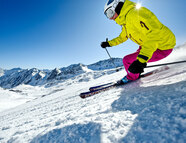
[0,0,186,69]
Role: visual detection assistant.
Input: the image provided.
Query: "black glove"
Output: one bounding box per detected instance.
[101,41,110,48]
[128,60,147,74]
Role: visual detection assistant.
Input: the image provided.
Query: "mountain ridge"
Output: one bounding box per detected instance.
[0,58,123,89]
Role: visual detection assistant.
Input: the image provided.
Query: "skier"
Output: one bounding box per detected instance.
[101,0,176,84]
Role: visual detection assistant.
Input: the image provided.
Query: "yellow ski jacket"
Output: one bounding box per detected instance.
[108,0,176,63]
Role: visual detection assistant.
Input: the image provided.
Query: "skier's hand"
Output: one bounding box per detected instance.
[128,60,147,74]
[101,41,110,48]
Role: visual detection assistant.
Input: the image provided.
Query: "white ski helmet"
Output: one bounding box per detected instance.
[104,0,125,19]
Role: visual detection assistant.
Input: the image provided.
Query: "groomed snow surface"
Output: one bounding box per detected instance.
[0,44,186,143]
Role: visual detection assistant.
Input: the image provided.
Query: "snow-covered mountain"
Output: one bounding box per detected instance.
[0,68,4,77]
[0,58,123,89]
[0,44,186,143]
[88,58,122,70]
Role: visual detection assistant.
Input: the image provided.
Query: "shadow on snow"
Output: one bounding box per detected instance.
[111,80,186,143]
[30,122,101,143]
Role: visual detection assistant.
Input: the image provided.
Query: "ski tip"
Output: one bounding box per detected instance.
[79,95,85,99]
[79,92,93,99]
[79,93,86,99]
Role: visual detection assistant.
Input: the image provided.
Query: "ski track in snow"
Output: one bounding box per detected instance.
[0,46,186,143]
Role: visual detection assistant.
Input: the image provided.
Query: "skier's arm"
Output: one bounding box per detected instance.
[108,26,128,46]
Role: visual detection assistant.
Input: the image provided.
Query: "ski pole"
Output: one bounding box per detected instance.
[146,60,186,68]
[105,38,121,72]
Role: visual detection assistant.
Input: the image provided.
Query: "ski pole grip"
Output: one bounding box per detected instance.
[106,38,108,42]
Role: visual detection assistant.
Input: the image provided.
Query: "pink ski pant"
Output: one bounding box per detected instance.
[123,47,173,80]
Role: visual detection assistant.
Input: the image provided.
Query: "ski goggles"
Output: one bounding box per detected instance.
[104,7,115,19]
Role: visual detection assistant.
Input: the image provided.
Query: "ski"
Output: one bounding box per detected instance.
[89,82,115,91]
[79,66,169,99]
[80,83,117,99]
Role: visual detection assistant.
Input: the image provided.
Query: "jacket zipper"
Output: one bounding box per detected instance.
[129,34,140,45]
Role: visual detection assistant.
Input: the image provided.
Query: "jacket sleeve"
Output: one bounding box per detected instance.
[108,26,128,46]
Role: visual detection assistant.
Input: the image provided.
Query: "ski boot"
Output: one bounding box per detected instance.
[116,76,132,86]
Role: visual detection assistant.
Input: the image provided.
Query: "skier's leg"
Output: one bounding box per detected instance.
[148,49,173,62]
[123,47,173,81]
[123,47,141,80]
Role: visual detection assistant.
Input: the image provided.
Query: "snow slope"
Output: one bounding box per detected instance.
[0,44,186,143]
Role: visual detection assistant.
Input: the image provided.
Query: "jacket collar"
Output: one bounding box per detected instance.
[115,0,136,25]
